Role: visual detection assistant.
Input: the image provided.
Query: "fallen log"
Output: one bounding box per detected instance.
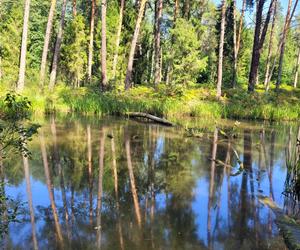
[126,112,173,126]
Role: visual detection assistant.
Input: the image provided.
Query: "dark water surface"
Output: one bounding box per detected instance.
[1,115,297,249]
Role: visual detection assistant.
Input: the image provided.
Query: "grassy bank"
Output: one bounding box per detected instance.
[1,84,300,121]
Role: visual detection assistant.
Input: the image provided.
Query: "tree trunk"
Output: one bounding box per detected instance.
[236,0,246,56]
[294,47,300,88]
[184,0,190,20]
[248,0,275,92]
[40,133,63,245]
[101,0,108,89]
[276,0,293,90]
[216,0,226,98]
[96,127,105,248]
[17,0,31,92]
[40,0,57,86]
[125,131,142,227]
[265,0,298,87]
[232,0,237,88]
[0,55,2,80]
[87,0,96,83]
[154,0,163,87]
[264,0,277,90]
[49,0,67,90]
[174,0,179,22]
[73,0,77,16]
[87,125,93,225]
[112,0,125,80]
[124,0,147,90]
[23,156,38,250]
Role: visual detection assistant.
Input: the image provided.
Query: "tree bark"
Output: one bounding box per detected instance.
[248,0,275,92]
[264,0,277,90]
[49,0,67,90]
[294,47,300,88]
[96,127,105,248]
[154,0,163,87]
[40,0,57,86]
[184,0,190,20]
[216,0,226,98]
[112,0,125,80]
[23,156,38,250]
[125,0,147,90]
[17,0,31,92]
[276,0,294,89]
[0,55,2,81]
[101,0,108,89]
[73,0,77,16]
[174,0,179,22]
[87,0,96,83]
[232,0,237,88]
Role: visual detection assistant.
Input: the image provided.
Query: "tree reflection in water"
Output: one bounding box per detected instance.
[1,116,292,249]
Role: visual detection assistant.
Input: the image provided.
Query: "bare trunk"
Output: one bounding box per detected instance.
[207,128,218,249]
[101,0,108,89]
[0,55,2,80]
[174,0,179,22]
[124,0,147,90]
[276,0,293,89]
[232,0,237,87]
[112,0,125,80]
[40,0,57,85]
[266,0,298,87]
[96,127,105,248]
[184,0,190,20]
[23,156,38,250]
[264,0,277,89]
[87,125,93,225]
[49,0,67,90]
[236,0,246,56]
[154,0,163,87]
[125,132,142,227]
[248,0,275,92]
[294,48,300,88]
[73,0,77,16]
[40,133,63,245]
[17,0,31,92]
[87,0,96,83]
[216,0,226,98]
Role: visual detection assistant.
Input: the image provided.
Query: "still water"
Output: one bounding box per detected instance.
[1,115,297,249]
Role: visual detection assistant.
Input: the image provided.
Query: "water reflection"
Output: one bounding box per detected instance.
[1,116,295,249]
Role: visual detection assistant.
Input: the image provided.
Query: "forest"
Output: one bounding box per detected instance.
[3,0,300,249]
[0,0,299,121]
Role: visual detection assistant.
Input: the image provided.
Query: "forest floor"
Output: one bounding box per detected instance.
[1,83,300,122]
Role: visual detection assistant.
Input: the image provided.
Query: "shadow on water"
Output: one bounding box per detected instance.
[1,115,297,249]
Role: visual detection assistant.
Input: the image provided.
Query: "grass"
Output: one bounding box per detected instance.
[1,83,300,122]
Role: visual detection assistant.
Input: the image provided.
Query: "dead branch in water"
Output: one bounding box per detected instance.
[126,112,173,126]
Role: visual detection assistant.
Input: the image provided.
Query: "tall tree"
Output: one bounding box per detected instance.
[216,0,226,98]
[232,0,246,87]
[248,0,275,92]
[17,0,31,92]
[40,0,57,86]
[276,0,298,89]
[154,0,163,87]
[49,0,67,90]
[264,0,277,89]
[87,0,96,83]
[73,0,77,16]
[23,156,38,250]
[174,0,179,22]
[112,0,125,80]
[294,47,300,88]
[101,0,108,89]
[125,0,148,90]
[184,0,190,20]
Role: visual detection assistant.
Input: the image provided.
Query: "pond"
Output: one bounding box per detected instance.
[0,115,298,249]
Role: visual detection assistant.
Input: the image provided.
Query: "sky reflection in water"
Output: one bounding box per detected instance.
[1,116,296,250]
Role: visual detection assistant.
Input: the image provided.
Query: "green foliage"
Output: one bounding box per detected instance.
[62,14,87,86]
[0,93,40,158]
[169,18,207,86]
